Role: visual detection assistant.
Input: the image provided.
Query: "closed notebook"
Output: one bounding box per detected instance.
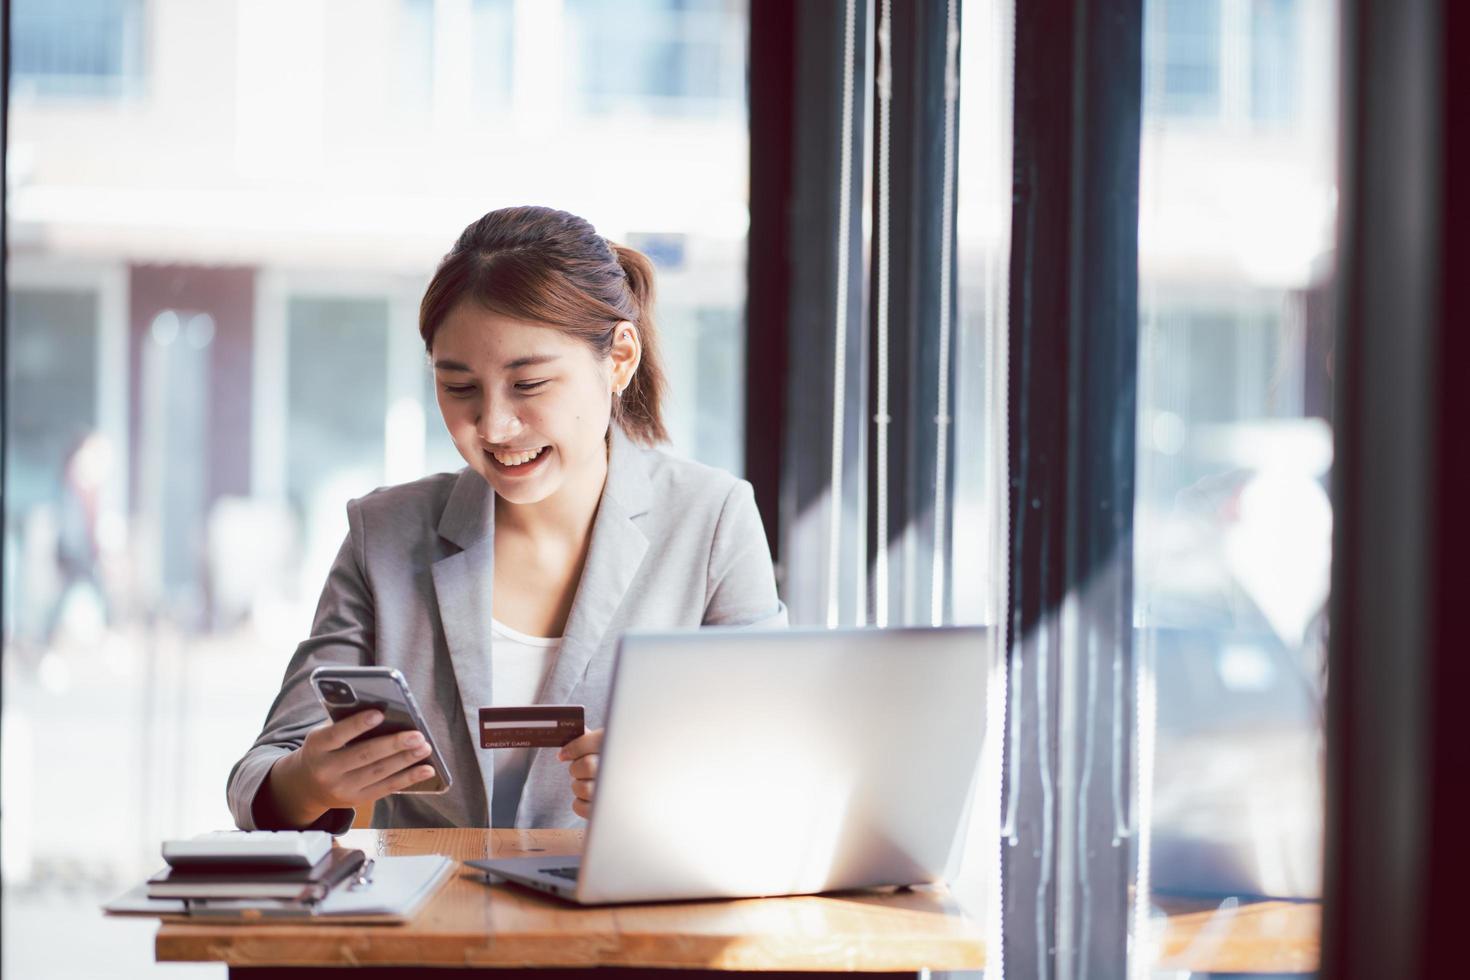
[147,847,366,900]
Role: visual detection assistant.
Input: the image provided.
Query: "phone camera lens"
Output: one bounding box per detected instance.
[320,680,356,706]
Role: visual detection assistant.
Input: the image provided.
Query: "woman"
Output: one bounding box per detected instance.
[228,206,785,832]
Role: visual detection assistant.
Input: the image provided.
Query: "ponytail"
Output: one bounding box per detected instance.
[609,243,669,446]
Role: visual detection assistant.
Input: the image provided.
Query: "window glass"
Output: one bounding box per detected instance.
[472,0,516,115]
[4,291,100,514]
[1133,0,1337,972]
[952,0,1013,944]
[397,0,437,117]
[2,1,751,974]
[687,305,743,476]
[1251,0,1301,124]
[3,291,101,646]
[10,0,144,98]
[954,0,1013,630]
[286,298,389,594]
[564,0,745,118]
[138,310,214,617]
[1149,0,1222,119]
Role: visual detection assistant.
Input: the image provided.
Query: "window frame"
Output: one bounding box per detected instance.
[865,0,963,629]
[1001,0,1144,975]
[747,0,872,627]
[1322,0,1468,976]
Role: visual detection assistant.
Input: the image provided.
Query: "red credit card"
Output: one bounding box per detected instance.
[479,705,585,749]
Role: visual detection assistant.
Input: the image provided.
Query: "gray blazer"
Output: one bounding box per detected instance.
[227,424,786,832]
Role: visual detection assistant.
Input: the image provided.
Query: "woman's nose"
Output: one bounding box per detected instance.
[477,401,522,445]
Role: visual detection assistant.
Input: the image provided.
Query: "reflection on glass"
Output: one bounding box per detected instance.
[2,1,751,975]
[1132,0,1336,975]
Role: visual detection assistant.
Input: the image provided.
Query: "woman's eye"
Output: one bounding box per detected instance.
[441,384,476,398]
[515,380,549,392]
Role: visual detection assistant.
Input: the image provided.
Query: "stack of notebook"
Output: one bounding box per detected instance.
[103,831,455,923]
[146,845,369,907]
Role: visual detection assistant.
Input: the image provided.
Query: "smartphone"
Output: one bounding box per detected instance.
[309,666,453,794]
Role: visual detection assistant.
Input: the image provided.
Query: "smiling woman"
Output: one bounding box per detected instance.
[227,205,787,833]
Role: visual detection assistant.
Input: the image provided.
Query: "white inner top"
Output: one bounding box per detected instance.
[488,617,562,827]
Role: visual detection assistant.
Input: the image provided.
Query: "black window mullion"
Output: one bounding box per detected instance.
[1322,0,1464,976]
[1003,1,1142,977]
[867,0,961,629]
[758,0,870,627]
[746,0,798,568]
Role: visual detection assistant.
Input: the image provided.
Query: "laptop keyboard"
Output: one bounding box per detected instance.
[542,866,580,881]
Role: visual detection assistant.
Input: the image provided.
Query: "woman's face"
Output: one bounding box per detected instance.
[432,302,625,507]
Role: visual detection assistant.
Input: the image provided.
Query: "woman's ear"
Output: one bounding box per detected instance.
[609,321,642,394]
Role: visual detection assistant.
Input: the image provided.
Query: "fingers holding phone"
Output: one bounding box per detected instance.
[308,666,452,796]
[296,709,437,809]
[265,709,435,827]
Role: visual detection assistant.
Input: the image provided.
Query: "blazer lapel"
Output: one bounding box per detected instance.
[430,468,498,823]
[519,425,653,825]
[539,425,653,705]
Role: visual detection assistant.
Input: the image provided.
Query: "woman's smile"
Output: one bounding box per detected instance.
[486,444,553,478]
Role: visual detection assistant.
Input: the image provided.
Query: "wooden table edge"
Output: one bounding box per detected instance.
[156,931,986,972]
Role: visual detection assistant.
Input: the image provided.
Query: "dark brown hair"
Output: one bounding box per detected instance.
[419,205,669,445]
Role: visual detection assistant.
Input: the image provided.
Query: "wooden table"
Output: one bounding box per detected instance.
[155,829,1321,976]
[155,828,987,977]
[1153,895,1321,975]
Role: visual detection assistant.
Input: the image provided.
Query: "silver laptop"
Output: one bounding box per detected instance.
[469,625,989,905]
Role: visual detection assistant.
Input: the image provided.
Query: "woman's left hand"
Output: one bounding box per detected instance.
[558,727,604,820]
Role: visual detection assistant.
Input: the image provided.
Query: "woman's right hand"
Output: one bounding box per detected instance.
[266,709,436,827]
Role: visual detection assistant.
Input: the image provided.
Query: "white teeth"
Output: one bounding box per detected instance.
[492,446,546,467]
